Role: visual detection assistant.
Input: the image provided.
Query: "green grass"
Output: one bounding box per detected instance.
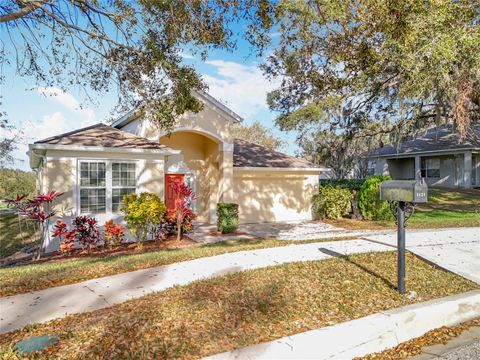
[0,236,355,297]
[0,213,37,258]
[408,209,480,228]
[0,252,476,359]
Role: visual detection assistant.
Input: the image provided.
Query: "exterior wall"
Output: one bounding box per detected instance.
[39,150,165,252]
[374,158,389,175]
[233,170,319,223]
[374,153,476,188]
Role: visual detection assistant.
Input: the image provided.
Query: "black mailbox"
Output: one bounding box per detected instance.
[379,180,428,203]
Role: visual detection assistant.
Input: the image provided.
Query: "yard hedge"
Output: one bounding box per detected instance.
[312,185,352,220]
[217,203,239,234]
[358,175,394,221]
[319,178,365,191]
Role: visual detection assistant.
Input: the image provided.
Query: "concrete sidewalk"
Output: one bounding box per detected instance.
[364,227,480,283]
[1,227,478,334]
[0,239,392,334]
[206,290,480,360]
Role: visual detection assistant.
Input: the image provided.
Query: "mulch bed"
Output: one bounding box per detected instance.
[1,236,198,268]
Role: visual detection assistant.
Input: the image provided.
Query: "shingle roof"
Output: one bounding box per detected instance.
[233,138,317,168]
[34,124,321,169]
[371,126,480,157]
[35,123,168,150]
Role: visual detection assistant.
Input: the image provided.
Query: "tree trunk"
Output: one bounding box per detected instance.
[177,212,182,242]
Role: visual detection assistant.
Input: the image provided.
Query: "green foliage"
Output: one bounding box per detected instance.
[312,186,351,220]
[0,169,36,202]
[217,203,239,234]
[319,179,365,191]
[358,175,394,221]
[232,121,286,151]
[120,192,166,244]
[267,0,480,140]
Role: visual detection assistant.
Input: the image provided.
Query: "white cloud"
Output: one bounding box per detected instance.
[202,60,280,119]
[36,86,95,122]
[9,109,98,170]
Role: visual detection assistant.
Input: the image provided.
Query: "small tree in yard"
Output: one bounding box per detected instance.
[169,182,197,241]
[4,191,63,259]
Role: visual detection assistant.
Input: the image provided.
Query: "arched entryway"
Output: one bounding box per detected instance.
[160,131,222,223]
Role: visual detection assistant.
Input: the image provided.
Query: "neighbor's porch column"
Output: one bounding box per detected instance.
[464,151,472,188]
[414,155,421,180]
[219,142,234,203]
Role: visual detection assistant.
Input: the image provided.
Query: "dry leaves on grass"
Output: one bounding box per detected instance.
[357,318,480,359]
[0,237,354,297]
[0,252,477,359]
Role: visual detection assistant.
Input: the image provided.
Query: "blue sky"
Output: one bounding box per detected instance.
[1,26,298,171]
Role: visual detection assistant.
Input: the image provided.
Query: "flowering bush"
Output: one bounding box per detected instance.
[52,220,76,253]
[73,215,100,250]
[104,220,125,247]
[4,191,64,259]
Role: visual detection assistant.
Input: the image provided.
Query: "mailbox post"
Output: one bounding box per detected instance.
[380,180,428,295]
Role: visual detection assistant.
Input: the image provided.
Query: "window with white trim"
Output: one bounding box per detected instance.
[112,163,136,212]
[80,162,106,213]
[79,161,136,214]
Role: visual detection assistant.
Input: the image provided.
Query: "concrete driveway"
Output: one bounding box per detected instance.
[364,227,480,284]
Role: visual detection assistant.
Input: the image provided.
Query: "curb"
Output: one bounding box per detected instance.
[205,290,480,360]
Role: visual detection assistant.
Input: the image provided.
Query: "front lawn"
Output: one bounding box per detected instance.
[327,188,480,230]
[0,236,355,297]
[0,213,37,258]
[0,252,476,359]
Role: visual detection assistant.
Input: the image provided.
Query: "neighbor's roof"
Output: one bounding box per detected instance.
[371,126,480,158]
[34,123,169,150]
[233,138,320,169]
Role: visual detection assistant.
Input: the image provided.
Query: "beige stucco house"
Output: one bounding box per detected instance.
[29,91,325,251]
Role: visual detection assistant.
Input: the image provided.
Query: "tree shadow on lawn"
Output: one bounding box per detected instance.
[318,248,397,292]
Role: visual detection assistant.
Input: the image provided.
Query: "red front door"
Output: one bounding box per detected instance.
[165,174,184,210]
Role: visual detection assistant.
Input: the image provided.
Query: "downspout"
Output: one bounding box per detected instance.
[31,149,46,194]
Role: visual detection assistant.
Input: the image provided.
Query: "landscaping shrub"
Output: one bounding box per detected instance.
[217,203,239,234]
[120,192,166,244]
[319,178,365,191]
[104,220,125,247]
[312,186,351,220]
[167,183,197,241]
[358,175,395,220]
[73,215,100,250]
[52,220,76,253]
[4,191,64,259]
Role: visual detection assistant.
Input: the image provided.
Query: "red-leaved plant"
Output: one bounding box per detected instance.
[53,220,76,253]
[4,191,63,259]
[73,215,100,250]
[169,182,197,241]
[104,219,124,247]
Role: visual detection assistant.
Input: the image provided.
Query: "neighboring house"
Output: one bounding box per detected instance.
[368,126,480,188]
[29,91,326,252]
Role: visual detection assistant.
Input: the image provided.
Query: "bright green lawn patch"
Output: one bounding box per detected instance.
[0,237,355,297]
[0,252,476,359]
[408,209,480,228]
[0,213,37,258]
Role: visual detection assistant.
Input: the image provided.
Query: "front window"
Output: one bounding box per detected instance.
[80,162,106,213]
[112,163,136,212]
[421,158,440,179]
[79,161,136,214]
